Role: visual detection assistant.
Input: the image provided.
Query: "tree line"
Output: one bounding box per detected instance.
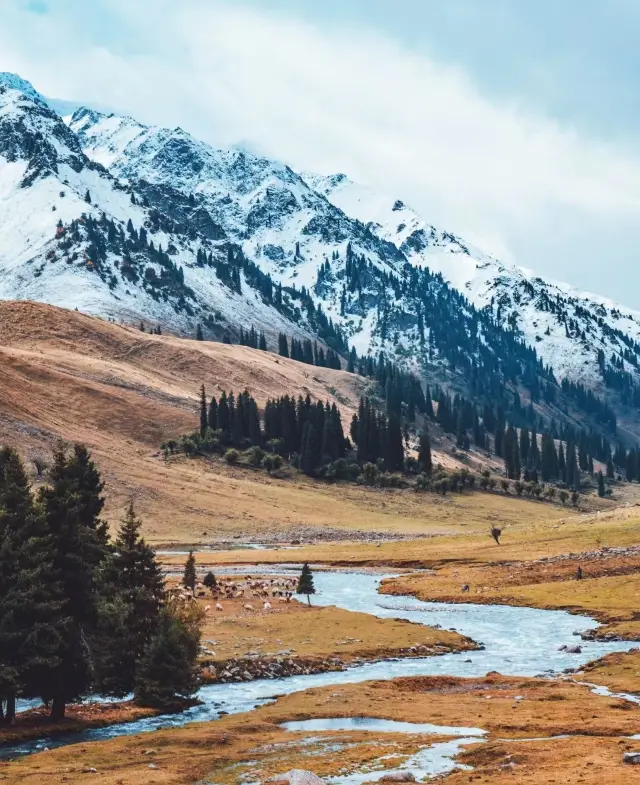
[0,445,201,725]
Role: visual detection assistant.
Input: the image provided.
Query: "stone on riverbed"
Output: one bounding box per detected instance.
[379,773,416,782]
[266,769,326,785]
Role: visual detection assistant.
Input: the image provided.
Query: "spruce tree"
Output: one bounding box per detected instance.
[199,384,208,438]
[38,444,110,720]
[597,470,605,498]
[203,571,217,592]
[300,422,318,476]
[196,323,204,341]
[134,600,202,709]
[0,448,65,725]
[418,432,433,475]
[296,562,316,606]
[94,502,165,697]
[182,550,197,593]
[208,396,218,431]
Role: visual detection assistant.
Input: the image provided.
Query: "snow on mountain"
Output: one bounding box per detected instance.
[308,172,640,389]
[0,75,307,338]
[4,70,640,421]
[67,106,410,353]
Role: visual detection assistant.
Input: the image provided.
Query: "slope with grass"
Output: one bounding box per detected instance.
[0,299,595,545]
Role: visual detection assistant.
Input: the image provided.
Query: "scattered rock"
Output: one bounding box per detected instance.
[379,773,416,782]
[266,769,327,785]
[623,752,640,765]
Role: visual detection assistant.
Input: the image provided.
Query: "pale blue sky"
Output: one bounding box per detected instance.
[4,0,640,306]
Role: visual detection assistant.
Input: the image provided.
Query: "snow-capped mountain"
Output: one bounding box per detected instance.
[3,71,640,437]
[0,74,313,338]
[309,172,640,392]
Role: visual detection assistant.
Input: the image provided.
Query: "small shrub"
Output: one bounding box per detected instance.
[224,448,240,465]
[262,453,283,474]
[244,446,265,467]
[361,462,378,486]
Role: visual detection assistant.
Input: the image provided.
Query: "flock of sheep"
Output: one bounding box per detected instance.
[169,573,299,614]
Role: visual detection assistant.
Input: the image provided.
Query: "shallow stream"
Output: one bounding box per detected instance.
[3,569,638,762]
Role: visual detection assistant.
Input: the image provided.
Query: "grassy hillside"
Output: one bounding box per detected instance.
[0,300,618,544]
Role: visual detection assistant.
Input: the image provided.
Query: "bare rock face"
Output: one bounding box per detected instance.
[265,769,327,785]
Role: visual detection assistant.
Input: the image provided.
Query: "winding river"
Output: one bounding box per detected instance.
[3,569,638,760]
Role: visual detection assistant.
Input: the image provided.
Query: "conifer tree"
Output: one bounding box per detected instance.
[182,551,197,593]
[134,600,202,709]
[37,444,110,719]
[196,323,204,341]
[203,571,217,592]
[418,432,433,475]
[300,422,318,476]
[597,470,605,498]
[199,384,208,438]
[93,503,165,697]
[296,562,316,606]
[0,448,65,725]
[208,396,218,432]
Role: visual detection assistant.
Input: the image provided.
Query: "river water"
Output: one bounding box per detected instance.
[3,570,638,760]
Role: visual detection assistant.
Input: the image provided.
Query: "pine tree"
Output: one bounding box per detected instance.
[182,551,197,593]
[0,448,65,725]
[418,432,433,475]
[208,396,218,431]
[296,562,316,606]
[94,502,165,697]
[196,323,204,341]
[300,422,318,476]
[134,602,201,709]
[84,189,91,204]
[199,384,208,438]
[203,571,217,592]
[37,444,110,719]
[606,455,614,479]
[597,470,605,498]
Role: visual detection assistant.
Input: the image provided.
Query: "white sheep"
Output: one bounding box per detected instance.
[215,603,224,611]
[263,601,272,610]
[243,603,254,611]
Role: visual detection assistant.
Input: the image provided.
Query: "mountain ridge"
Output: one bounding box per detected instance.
[2,72,640,443]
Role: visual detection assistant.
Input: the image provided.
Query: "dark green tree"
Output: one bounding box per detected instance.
[38,444,110,720]
[296,562,316,606]
[203,571,217,592]
[182,550,197,593]
[597,470,605,498]
[199,384,208,438]
[0,448,65,725]
[417,432,433,475]
[93,502,165,697]
[196,323,204,341]
[134,604,201,709]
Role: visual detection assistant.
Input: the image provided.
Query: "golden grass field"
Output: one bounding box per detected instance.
[3,300,640,784]
[5,674,639,785]
[192,594,471,665]
[0,300,617,546]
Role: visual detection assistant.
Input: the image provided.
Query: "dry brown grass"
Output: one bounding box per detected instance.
[4,675,639,785]
[0,299,595,545]
[191,594,470,664]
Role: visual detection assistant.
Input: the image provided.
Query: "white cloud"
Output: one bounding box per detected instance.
[2,0,640,301]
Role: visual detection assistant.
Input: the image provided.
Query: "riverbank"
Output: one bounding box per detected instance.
[191,582,475,683]
[0,701,160,747]
[4,674,639,784]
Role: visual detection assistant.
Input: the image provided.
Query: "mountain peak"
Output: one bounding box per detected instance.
[0,72,47,106]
